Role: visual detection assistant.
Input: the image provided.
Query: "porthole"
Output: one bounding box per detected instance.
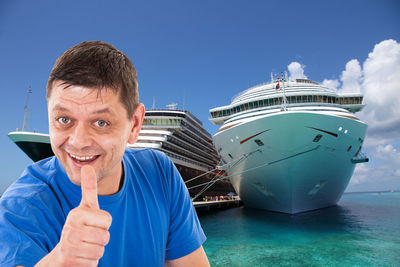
[313,134,322,142]
[254,139,264,146]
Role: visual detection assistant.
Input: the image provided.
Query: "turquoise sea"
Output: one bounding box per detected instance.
[198,192,400,266]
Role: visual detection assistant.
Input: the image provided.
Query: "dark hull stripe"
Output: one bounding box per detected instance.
[240,129,270,144]
[306,126,338,137]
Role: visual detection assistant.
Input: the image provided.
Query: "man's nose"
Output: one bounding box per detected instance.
[68,123,92,149]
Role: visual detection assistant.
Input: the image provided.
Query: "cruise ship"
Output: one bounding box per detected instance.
[129,108,234,197]
[209,74,368,214]
[9,108,234,198]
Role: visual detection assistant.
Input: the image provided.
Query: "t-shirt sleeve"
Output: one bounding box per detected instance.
[0,196,59,267]
[164,155,206,260]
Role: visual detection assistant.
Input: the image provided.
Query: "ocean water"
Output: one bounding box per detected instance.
[198,192,400,266]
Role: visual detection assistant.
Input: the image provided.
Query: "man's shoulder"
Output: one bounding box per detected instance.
[123,148,176,187]
[1,156,59,200]
[124,148,170,165]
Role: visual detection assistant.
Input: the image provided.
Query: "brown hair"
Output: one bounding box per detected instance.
[47,41,138,118]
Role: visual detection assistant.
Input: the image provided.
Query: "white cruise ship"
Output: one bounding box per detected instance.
[209,75,368,214]
[9,108,234,198]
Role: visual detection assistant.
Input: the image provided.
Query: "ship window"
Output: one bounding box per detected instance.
[264,99,268,106]
[269,98,273,106]
[302,95,307,102]
[259,100,263,107]
[323,96,327,103]
[313,134,322,142]
[297,96,302,103]
[254,139,264,146]
[290,96,296,103]
[254,101,258,108]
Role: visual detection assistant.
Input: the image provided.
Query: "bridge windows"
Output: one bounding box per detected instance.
[211,94,364,119]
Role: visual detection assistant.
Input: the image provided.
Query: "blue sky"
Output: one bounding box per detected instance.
[1,0,399,194]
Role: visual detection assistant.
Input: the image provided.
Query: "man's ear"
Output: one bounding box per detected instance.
[128,103,145,144]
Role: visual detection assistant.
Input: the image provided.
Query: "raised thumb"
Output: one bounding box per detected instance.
[80,165,99,209]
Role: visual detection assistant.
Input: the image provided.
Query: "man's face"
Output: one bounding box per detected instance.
[47,81,143,195]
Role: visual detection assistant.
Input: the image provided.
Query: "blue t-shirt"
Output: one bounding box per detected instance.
[0,148,206,266]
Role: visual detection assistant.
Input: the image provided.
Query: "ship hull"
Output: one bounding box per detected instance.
[213,111,367,214]
[8,132,53,162]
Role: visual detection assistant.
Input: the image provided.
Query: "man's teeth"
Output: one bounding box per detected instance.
[70,154,96,161]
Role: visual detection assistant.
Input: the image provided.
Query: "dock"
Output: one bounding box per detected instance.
[193,197,243,211]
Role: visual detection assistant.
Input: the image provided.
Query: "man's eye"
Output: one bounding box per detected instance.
[95,120,109,128]
[57,117,70,125]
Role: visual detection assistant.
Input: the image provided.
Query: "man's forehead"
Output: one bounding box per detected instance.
[50,82,119,102]
[48,87,122,113]
[51,103,113,114]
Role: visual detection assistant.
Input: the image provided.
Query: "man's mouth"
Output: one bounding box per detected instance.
[68,153,100,164]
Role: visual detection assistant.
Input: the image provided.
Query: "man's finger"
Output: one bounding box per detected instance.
[80,165,99,209]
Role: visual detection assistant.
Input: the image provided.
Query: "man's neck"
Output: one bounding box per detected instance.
[97,162,124,196]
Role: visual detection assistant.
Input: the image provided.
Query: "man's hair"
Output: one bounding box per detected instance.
[47,41,138,118]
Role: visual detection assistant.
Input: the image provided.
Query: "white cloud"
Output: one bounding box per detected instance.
[340,59,362,93]
[360,39,400,142]
[316,39,400,144]
[288,62,307,80]
[321,79,340,91]
[315,39,400,192]
[348,144,400,191]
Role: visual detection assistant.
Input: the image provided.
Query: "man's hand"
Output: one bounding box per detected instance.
[36,165,112,266]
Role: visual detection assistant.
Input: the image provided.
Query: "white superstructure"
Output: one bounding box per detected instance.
[129,109,234,197]
[209,76,368,214]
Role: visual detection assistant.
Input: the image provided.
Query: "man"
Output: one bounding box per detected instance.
[0,41,210,266]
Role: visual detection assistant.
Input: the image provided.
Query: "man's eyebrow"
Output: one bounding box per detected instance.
[51,105,114,115]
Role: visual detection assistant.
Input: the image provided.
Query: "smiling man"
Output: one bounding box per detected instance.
[0,41,209,266]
